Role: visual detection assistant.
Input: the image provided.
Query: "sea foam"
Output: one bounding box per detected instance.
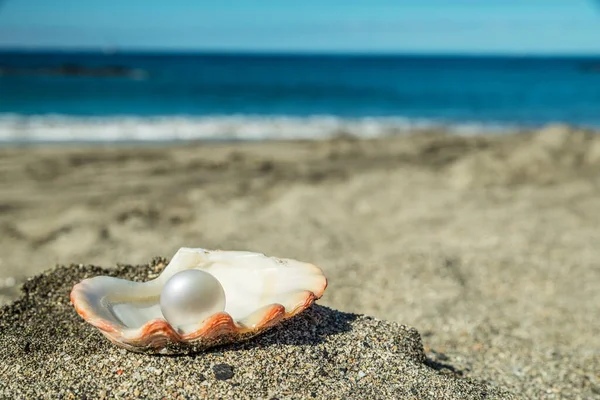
[0,114,513,144]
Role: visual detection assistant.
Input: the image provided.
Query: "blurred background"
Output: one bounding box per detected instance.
[1,2,600,397]
[0,0,599,141]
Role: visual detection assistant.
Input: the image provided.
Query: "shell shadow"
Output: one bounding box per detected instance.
[424,358,464,376]
[162,304,358,358]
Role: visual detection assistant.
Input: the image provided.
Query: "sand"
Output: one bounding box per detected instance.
[0,261,512,399]
[1,124,600,398]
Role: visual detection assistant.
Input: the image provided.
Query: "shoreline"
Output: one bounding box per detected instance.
[2,113,599,144]
[1,126,599,398]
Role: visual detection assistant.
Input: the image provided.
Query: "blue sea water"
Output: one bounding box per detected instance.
[0,51,599,142]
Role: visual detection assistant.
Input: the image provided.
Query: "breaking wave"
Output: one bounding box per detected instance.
[0,114,515,144]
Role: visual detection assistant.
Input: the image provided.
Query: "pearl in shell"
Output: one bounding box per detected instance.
[159,269,226,328]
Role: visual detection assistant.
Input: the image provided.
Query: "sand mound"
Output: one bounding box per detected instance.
[448,124,600,187]
[0,261,513,399]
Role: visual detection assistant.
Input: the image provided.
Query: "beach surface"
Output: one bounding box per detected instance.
[1,125,599,398]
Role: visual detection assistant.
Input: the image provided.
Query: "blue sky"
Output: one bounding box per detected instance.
[0,0,599,54]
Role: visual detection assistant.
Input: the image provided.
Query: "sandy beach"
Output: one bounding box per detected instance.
[1,125,600,398]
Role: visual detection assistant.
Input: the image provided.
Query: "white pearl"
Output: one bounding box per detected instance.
[159,269,226,328]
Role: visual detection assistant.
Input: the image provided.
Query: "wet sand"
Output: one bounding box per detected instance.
[1,125,599,398]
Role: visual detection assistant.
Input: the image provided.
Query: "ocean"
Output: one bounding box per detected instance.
[1,51,600,143]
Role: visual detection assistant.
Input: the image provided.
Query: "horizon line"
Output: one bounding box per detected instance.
[1,46,600,59]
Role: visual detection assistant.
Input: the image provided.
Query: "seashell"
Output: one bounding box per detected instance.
[70,248,327,354]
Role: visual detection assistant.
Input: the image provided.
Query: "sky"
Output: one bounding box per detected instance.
[0,0,599,54]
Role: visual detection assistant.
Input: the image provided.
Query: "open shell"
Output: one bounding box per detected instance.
[70,248,327,354]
